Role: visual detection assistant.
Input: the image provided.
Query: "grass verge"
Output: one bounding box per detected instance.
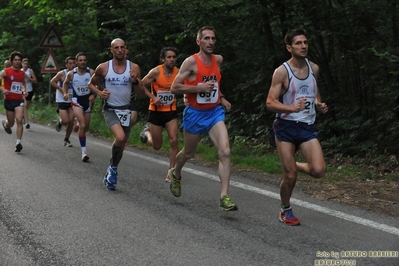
[1,98,397,183]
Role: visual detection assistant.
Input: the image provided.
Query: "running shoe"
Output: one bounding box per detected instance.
[279,207,300,226]
[15,143,23,152]
[165,171,170,183]
[82,153,90,162]
[73,120,79,132]
[103,177,116,191]
[139,123,150,143]
[106,166,118,184]
[64,140,73,147]
[103,166,118,191]
[2,120,12,134]
[25,123,30,129]
[169,168,181,197]
[219,195,238,211]
[55,120,62,132]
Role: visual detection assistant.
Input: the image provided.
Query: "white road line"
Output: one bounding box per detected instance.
[34,122,399,238]
[87,140,399,237]
[37,123,399,236]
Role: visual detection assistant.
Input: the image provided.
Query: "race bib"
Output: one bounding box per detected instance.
[297,97,316,116]
[157,91,175,105]
[67,88,73,99]
[10,81,23,94]
[196,82,219,104]
[75,86,90,96]
[114,109,131,127]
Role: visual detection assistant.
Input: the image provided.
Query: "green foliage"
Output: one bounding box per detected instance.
[1,0,399,171]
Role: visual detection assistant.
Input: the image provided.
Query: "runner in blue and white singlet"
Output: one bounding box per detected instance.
[55,69,72,103]
[277,58,317,125]
[266,29,329,226]
[71,66,93,112]
[50,56,76,147]
[88,38,142,191]
[62,52,95,162]
[103,59,132,108]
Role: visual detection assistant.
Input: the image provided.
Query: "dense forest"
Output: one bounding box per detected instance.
[1,0,399,166]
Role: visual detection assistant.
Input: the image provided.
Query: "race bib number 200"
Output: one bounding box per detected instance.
[157,91,175,105]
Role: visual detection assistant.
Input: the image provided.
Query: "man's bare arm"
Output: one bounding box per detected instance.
[140,67,159,100]
[88,64,106,98]
[62,71,73,100]
[50,71,64,92]
[266,66,304,113]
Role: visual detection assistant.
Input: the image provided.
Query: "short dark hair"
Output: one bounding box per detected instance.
[197,26,215,40]
[65,56,75,64]
[284,29,307,46]
[159,47,178,62]
[75,52,86,60]
[10,51,23,62]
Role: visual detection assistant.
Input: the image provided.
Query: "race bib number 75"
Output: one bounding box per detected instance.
[114,109,131,127]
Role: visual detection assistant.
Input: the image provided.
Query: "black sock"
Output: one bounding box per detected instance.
[110,144,122,167]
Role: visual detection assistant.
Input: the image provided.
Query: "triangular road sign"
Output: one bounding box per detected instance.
[41,49,60,73]
[39,25,64,48]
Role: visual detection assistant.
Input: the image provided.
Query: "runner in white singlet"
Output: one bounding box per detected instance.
[266,29,329,226]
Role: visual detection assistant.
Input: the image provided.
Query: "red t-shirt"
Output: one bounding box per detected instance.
[3,67,25,100]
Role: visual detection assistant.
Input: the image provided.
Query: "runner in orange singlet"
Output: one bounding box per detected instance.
[168,26,238,211]
[139,47,179,182]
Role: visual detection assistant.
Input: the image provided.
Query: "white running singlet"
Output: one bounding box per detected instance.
[103,59,132,107]
[22,68,33,92]
[55,69,72,103]
[277,58,318,125]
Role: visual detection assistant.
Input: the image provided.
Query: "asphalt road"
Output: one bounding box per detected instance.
[0,116,398,266]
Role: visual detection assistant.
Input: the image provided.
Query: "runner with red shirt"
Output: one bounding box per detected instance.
[0,51,28,152]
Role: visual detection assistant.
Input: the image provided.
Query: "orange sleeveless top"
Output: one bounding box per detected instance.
[185,54,221,110]
[148,65,178,112]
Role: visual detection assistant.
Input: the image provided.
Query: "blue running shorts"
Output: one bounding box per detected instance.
[182,105,225,135]
[270,118,318,148]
